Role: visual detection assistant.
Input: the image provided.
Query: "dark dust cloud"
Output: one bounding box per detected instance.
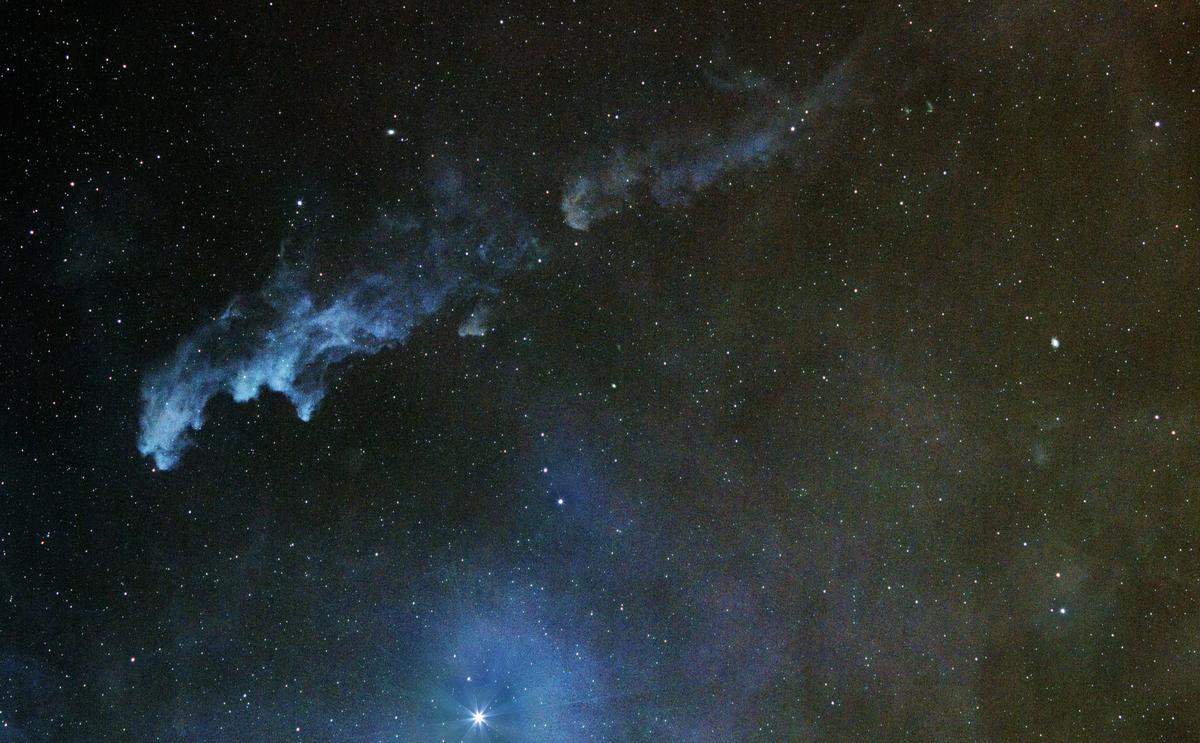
[4,1,1200,740]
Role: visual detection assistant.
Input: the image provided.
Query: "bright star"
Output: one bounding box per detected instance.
[472,710,486,726]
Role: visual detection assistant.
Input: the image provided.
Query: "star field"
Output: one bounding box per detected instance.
[3,1,1200,740]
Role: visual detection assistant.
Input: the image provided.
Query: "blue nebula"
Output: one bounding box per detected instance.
[562,58,854,231]
[138,170,540,470]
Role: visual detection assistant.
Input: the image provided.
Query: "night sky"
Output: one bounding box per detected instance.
[4,1,1200,740]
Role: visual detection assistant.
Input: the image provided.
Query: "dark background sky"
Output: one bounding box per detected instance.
[3,1,1200,740]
